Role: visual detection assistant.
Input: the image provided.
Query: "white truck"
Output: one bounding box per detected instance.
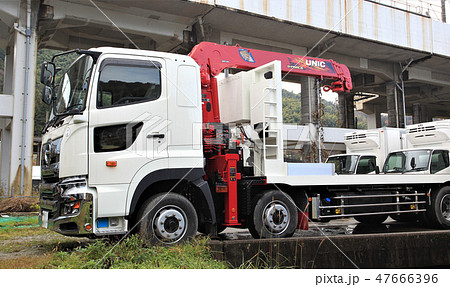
[383,120,450,176]
[326,127,405,174]
[38,43,450,244]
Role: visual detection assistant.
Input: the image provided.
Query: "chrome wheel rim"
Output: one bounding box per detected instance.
[263,200,289,234]
[153,205,187,243]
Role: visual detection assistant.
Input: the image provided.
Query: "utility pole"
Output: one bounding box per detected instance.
[442,0,447,23]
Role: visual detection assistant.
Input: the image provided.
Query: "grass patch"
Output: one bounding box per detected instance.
[0,255,53,269]
[42,235,228,269]
[1,215,229,269]
[0,216,47,241]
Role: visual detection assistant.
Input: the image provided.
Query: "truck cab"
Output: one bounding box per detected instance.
[326,154,378,174]
[383,148,450,175]
[39,47,206,239]
[326,127,404,174]
[382,120,450,175]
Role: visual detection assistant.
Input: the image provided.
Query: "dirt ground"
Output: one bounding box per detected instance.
[0,198,92,268]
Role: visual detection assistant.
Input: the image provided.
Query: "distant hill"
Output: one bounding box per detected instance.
[282,88,368,129]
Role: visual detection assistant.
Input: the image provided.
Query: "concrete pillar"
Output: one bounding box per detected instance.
[0,120,12,195]
[338,94,354,128]
[366,109,381,129]
[300,77,317,162]
[413,103,429,124]
[386,82,398,128]
[347,94,354,129]
[1,0,38,196]
[386,82,405,128]
[301,77,316,125]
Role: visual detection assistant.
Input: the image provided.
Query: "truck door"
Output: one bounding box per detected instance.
[88,55,168,186]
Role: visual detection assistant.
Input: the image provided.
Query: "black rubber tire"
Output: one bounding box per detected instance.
[390,213,418,223]
[354,214,388,225]
[136,193,198,244]
[248,190,298,239]
[428,186,450,229]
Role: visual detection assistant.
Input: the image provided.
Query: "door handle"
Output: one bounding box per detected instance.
[147,133,165,139]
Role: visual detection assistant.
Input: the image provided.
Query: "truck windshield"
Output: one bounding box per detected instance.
[54,55,94,115]
[383,149,431,173]
[326,155,359,174]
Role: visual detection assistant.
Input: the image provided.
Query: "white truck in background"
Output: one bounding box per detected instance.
[383,120,450,175]
[326,127,405,174]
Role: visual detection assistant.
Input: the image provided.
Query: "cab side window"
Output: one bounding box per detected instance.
[430,150,449,174]
[356,156,377,174]
[97,60,161,108]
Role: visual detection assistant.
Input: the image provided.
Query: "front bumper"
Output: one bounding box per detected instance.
[39,180,94,237]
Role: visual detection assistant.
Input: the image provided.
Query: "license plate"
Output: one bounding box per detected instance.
[41,211,48,228]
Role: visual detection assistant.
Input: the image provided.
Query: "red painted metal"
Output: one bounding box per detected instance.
[297,211,309,230]
[189,41,352,126]
[207,153,241,226]
[188,42,353,227]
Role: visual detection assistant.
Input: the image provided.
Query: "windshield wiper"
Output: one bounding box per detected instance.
[386,167,404,173]
[41,114,62,134]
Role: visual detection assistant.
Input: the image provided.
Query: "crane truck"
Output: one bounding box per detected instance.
[39,42,450,244]
[326,127,405,174]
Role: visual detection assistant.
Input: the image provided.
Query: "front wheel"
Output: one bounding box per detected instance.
[136,193,198,244]
[249,190,298,239]
[428,186,450,229]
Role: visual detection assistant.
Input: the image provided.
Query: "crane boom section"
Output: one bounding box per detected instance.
[189,42,352,125]
[189,42,353,92]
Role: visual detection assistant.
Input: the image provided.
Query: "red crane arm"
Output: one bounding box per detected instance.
[189,42,353,93]
[189,42,352,124]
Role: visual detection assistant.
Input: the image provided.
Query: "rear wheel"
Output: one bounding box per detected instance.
[354,214,388,225]
[249,190,298,239]
[136,193,198,244]
[428,186,450,229]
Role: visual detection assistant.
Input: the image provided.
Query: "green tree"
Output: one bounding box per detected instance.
[282,89,302,124]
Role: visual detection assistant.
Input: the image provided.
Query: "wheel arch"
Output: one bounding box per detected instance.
[128,168,216,226]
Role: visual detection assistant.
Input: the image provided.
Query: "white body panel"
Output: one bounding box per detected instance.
[407,120,450,149]
[218,71,251,124]
[339,127,405,169]
[267,173,450,187]
[249,60,286,176]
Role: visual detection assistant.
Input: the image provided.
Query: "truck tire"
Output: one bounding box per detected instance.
[248,190,298,239]
[354,214,388,225]
[136,193,198,244]
[428,186,450,229]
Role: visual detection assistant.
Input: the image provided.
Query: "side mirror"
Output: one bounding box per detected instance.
[410,157,416,169]
[375,166,380,174]
[40,61,55,86]
[42,86,53,105]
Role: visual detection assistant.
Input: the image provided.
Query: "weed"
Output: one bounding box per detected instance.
[41,235,229,269]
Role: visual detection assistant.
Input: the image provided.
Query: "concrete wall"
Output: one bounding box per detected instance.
[209,230,450,268]
[192,0,450,58]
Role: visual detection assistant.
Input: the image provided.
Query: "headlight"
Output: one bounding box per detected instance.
[62,195,82,215]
